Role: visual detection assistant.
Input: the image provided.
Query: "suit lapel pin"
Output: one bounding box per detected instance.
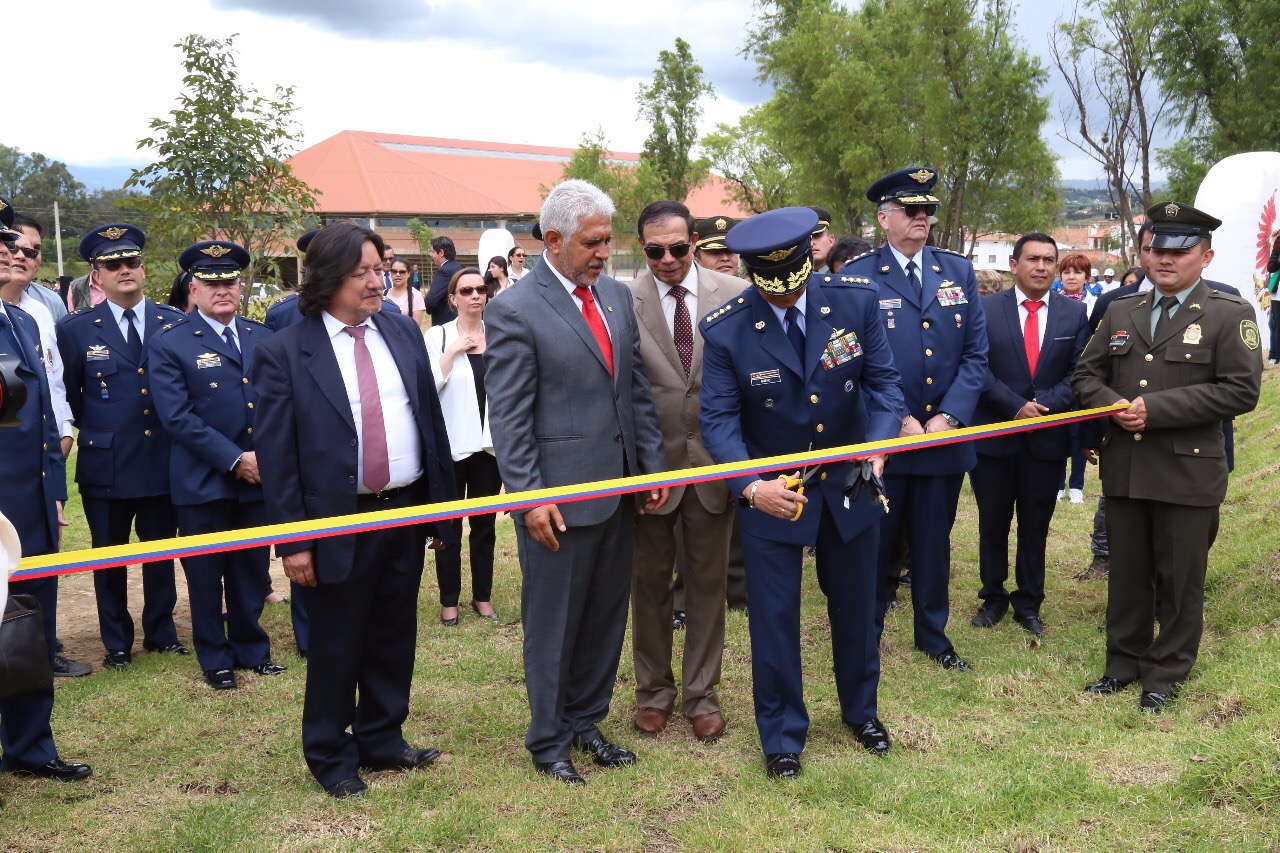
[755,321,765,330]
[94,318,102,325]
[932,265,940,272]
[1189,303,1201,310]
[1137,300,1147,307]
[881,265,890,272]
[210,382,218,388]
[820,306,831,315]
[607,306,613,312]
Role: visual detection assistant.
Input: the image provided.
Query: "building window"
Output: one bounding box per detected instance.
[988,254,996,264]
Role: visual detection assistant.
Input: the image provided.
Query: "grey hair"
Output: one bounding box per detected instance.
[540,179,616,240]
[877,202,899,214]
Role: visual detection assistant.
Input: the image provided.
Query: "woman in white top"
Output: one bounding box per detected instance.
[506,245,528,280]
[484,256,511,296]
[423,268,501,625]
[387,258,426,328]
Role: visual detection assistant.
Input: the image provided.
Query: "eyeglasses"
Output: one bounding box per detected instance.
[642,242,692,261]
[892,203,937,219]
[99,257,143,272]
[513,252,526,258]
[391,269,410,275]
[454,286,486,297]
[10,246,38,259]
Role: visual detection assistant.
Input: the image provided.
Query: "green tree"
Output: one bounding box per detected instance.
[0,144,88,237]
[125,33,320,308]
[406,218,435,254]
[743,0,1059,245]
[636,37,715,202]
[701,108,793,214]
[550,128,662,238]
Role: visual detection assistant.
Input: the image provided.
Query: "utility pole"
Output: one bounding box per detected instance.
[53,200,65,276]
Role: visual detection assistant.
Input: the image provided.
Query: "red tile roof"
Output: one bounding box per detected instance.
[287,130,750,218]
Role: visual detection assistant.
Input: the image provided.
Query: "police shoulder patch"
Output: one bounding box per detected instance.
[1240,319,1261,350]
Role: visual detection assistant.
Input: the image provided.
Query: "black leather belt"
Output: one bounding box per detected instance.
[356,480,419,505]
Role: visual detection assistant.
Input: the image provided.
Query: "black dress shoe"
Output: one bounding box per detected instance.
[573,734,637,768]
[5,758,93,781]
[364,746,441,772]
[470,601,500,622]
[247,662,287,676]
[1083,675,1133,695]
[324,776,368,799]
[440,609,460,627]
[671,609,686,630]
[929,650,970,671]
[103,650,131,669]
[764,752,802,779]
[970,607,1004,628]
[144,641,191,655]
[52,653,92,678]
[1014,614,1045,636]
[534,759,585,786]
[204,669,237,690]
[1140,691,1171,713]
[849,718,891,756]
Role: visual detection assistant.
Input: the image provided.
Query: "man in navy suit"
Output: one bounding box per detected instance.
[425,236,463,328]
[253,222,456,798]
[969,234,1090,635]
[844,167,989,671]
[701,207,904,778]
[0,206,91,781]
[149,241,286,690]
[56,223,186,669]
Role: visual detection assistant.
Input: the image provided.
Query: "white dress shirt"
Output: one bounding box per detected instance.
[543,251,614,342]
[654,264,699,338]
[322,311,422,493]
[16,292,74,439]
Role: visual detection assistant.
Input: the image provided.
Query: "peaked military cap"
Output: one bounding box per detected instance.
[297,228,322,253]
[80,222,145,262]
[866,167,941,206]
[808,207,833,236]
[1146,201,1221,250]
[0,196,17,237]
[180,240,250,281]
[694,216,738,251]
[726,207,818,296]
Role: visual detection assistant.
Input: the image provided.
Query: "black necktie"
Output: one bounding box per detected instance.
[784,305,805,361]
[223,327,240,354]
[1153,295,1179,341]
[122,307,142,359]
[905,260,921,294]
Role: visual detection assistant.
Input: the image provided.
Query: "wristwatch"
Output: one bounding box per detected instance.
[940,412,961,428]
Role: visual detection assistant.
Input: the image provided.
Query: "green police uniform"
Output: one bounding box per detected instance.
[1074,231,1262,699]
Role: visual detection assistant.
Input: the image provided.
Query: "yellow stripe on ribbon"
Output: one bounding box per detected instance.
[13,404,1124,580]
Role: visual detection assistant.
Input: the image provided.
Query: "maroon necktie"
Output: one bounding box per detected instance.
[574,285,614,377]
[343,325,390,493]
[1023,299,1043,377]
[668,284,693,376]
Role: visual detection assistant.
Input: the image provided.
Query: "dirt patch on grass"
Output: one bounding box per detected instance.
[178,779,239,796]
[1094,760,1179,786]
[279,813,378,841]
[1200,696,1246,729]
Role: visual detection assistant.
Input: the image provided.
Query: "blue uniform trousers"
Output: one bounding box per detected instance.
[741,504,879,755]
[82,494,179,653]
[176,499,272,672]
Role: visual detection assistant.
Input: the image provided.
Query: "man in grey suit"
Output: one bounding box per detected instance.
[627,200,747,745]
[485,179,669,786]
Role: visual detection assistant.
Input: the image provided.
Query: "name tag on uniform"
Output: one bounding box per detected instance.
[750,369,781,386]
[86,345,110,361]
[196,352,222,369]
[1109,331,1129,348]
[879,299,902,310]
[821,331,863,370]
[936,284,968,306]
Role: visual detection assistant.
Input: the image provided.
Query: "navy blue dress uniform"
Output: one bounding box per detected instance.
[55,223,184,665]
[1074,202,1263,710]
[0,256,91,780]
[700,208,905,775]
[971,282,1091,630]
[844,168,989,669]
[148,241,282,687]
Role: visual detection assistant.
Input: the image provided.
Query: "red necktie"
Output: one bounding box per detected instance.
[574,286,614,377]
[1023,299,1043,377]
[343,325,391,493]
[668,284,693,376]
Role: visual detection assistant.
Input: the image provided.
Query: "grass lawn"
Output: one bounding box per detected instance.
[4,370,1280,851]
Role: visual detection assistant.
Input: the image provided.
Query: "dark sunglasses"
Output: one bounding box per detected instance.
[642,242,692,261]
[391,269,410,275]
[513,252,526,258]
[895,203,937,218]
[99,257,143,272]
[454,286,486,297]
[10,246,38,259]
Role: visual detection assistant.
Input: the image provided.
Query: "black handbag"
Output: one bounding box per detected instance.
[0,594,53,701]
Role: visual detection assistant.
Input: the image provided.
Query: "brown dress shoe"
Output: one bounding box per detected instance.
[691,711,725,743]
[633,706,669,735]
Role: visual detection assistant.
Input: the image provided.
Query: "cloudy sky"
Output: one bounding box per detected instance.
[13,0,1119,187]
